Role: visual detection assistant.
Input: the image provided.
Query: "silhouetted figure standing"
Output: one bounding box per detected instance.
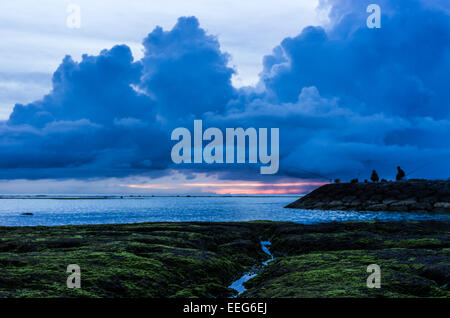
[396,166,405,181]
[370,170,379,182]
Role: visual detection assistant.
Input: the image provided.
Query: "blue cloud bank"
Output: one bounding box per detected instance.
[1,0,450,181]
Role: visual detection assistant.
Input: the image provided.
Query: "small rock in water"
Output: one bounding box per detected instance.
[21,212,34,216]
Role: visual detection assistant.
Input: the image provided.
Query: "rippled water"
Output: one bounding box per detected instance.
[0,196,448,226]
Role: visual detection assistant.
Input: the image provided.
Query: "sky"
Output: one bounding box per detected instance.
[0,0,449,194]
[0,0,323,118]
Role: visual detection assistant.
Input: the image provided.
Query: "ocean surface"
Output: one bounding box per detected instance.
[0,195,449,227]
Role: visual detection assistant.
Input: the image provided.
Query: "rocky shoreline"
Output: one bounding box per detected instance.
[0,220,449,297]
[285,180,450,213]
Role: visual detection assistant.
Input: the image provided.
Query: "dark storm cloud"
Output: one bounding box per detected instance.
[263,0,450,119]
[140,17,236,120]
[1,1,450,181]
[1,45,170,178]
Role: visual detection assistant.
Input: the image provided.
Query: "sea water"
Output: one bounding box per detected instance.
[0,196,449,226]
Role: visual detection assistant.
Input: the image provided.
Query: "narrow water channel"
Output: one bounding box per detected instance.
[229,241,274,296]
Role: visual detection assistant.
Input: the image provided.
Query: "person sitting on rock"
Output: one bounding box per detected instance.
[396,166,406,181]
[370,170,379,182]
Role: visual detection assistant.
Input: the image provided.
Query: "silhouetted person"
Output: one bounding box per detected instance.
[396,166,405,181]
[370,170,379,182]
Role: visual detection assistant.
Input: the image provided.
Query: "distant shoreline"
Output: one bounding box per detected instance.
[0,194,302,199]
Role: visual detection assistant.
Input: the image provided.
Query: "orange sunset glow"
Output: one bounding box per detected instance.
[121,181,328,194]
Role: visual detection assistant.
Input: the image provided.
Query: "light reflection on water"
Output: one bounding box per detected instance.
[0,196,448,226]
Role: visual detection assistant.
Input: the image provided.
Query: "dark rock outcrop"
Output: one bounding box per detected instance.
[285,180,450,213]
